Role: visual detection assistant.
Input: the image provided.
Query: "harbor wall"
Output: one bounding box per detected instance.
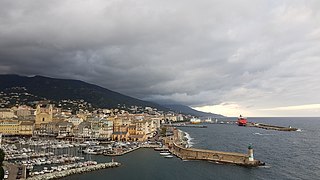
[165,129,262,166]
[27,162,121,180]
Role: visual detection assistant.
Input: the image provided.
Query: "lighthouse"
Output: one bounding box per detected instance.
[248,144,254,161]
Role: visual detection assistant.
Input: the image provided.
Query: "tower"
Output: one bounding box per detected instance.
[248,144,254,161]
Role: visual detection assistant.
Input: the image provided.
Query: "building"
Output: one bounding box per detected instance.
[56,122,73,137]
[0,109,15,119]
[15,105,32,117]
[19,121,34,135]
[76,122,92,137]
[35,104,53,128]
[112,125,128,141]
[0,120,19,135]
[67,117,83,126]
[39,122,58,136]
[0,120,34,136]
[98,122,113,139]
[165,114,178,122]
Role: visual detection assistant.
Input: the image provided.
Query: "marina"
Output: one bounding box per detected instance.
[0,137,155,179]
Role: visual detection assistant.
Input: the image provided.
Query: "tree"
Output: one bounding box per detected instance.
[0,166,3,180]
[160,127,167,136]
[0,148,4,166]
[0,148,4,179]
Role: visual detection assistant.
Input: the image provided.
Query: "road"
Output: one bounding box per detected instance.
[4,162,26,180]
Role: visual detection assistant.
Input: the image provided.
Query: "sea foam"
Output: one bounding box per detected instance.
[184,132,194,148]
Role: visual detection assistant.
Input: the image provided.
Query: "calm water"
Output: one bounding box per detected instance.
[62,117,320,180]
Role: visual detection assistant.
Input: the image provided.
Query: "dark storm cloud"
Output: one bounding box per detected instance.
[1,0,320,115]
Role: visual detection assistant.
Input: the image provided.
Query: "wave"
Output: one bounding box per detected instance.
[184,132,194,148]
[253,132,275,136]
[259,165,272,169]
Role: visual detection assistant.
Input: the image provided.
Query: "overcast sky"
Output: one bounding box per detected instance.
[1,0,320,117]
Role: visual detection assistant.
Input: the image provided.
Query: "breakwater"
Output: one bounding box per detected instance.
[165,129,264,167]
[27,162,121,180]
[248,123,298,131]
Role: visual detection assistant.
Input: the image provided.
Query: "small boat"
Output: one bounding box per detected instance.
[154,147,169,151]
[164,155,174,158]
[160,151,171,156]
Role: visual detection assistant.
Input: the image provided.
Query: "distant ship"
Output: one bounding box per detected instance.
[237,115,247,126]
[190,118,201,124]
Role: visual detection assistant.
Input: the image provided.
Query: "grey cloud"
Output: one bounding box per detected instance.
[1,0,320,113]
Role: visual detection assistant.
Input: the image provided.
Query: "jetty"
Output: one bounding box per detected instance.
[104,147,140,156]
[247,123,298,131]
[104,143,160,156]
[27,162,121,180]
[165,129,264,167]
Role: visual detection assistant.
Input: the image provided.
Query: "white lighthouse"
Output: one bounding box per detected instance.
[248,144,254,161]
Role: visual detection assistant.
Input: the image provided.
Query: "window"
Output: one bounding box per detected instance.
[42,118,45,122]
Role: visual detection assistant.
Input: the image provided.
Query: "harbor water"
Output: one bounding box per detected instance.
[62,117,320,180]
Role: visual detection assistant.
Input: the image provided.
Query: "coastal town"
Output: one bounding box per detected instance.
[0,92,191,179]
[0,97,187,141]
[0,87,295,179]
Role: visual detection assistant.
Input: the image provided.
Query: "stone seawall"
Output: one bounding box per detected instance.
[248,123,298,131]
[27,162,121,180]
[165,129,263,167]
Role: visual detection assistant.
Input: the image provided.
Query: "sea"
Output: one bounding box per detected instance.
[62,117,320,180]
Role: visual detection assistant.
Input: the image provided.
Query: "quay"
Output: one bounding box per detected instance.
[27,162,121,180]
[104,147,140,156]
[165,129,264,167]
[104,143,160,156]
[247,123,298,131]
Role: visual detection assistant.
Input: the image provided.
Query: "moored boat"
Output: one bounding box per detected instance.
[159,151,171,156]
[164,155,174,158]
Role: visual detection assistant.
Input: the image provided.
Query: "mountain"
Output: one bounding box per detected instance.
[0,74,166,110]
[0,74,224,116]
[163,104,224,118]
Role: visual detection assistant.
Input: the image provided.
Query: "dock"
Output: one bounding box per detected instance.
[104,144,161,156]
[104,147,140,156]
[165,129,264,167]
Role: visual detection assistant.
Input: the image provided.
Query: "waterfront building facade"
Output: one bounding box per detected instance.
[0,120,34,135]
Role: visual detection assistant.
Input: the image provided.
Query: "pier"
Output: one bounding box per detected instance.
[104,147,140,156]
[165,129,264,167]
